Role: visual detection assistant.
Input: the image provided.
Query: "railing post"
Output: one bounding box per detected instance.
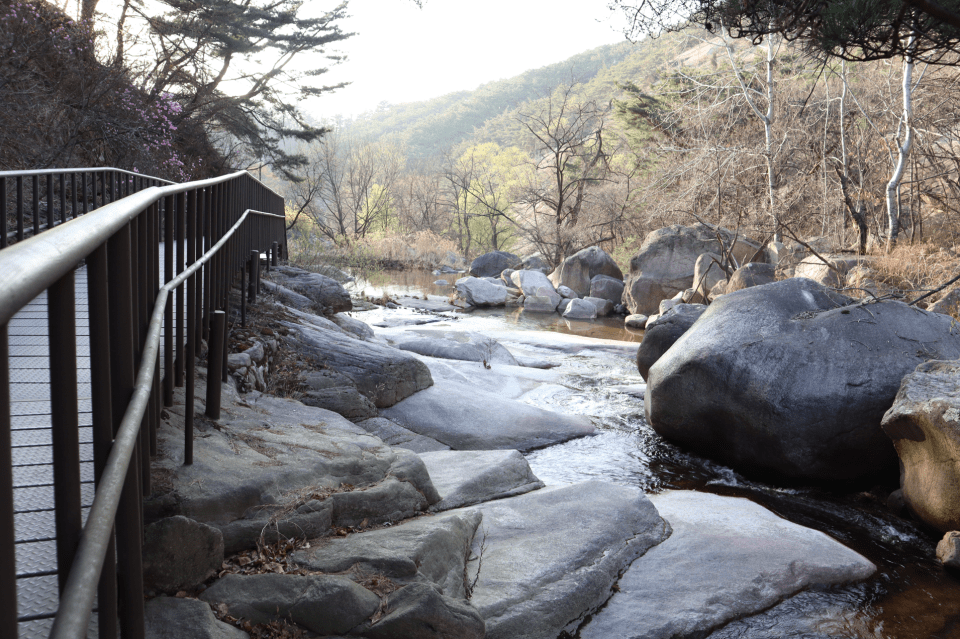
[0,324,17,639]
[163,195,174,407]
[206,311,226,420]
[87,243,119,639]
[32,174,40,235]
[249,249,259,304]
[175,192,186,388]
[49,272,82,594]
[185,191,198,466]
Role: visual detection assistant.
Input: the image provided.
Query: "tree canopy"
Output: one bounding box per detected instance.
[611,0,960,62]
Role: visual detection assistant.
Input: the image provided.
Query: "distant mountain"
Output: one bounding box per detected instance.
[319,31,729,160]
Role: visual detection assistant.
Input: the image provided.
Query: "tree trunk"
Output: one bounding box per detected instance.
[885,33,916,251]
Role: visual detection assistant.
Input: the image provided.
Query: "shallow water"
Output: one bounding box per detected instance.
[362,269,960,639]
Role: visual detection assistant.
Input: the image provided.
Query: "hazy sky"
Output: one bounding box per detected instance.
[309,0,631,119]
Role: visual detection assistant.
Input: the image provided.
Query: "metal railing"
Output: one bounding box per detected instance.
[0,168,288,638]
[1,168,175,248]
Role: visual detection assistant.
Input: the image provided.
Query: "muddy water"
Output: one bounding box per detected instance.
[364,269,960,639]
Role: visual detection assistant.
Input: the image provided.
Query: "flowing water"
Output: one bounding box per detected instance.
[354,269,960,639]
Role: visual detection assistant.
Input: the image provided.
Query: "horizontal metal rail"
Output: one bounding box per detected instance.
[0,168,288,639]
[0,168,175,249]
[48,207,284,639]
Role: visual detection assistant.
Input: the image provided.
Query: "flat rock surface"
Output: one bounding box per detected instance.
[460,481,670,639]
[293,510,482,599]
[580,491,876,639]
[386,330,519,366]
[419,450,545,510]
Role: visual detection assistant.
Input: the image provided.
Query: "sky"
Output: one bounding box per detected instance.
[306,0,631,120]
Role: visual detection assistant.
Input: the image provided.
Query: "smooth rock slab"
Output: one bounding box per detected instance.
[145,597,248,639]
[419,449,545,511]
[380,374,595,452]
[462,481,670,639]
[200,574,379,635]
[293,510,482,598]
[387,330,519,366]
[355,417,451,453]
[580,491,876,639]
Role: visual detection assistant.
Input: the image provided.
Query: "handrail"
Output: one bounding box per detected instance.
[0,170,248,325]
[0,167,174,183]
[0,167,288,639]
[48,207,285,639]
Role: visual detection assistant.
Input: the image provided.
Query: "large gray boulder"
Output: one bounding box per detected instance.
[589,274,625,304]
[726,261,776,293]
[562,298,597,320]
[301,387,378,421]
[623,224,761,315]
[693,252,725,301]
[635,303,706,380]
[455,276,509,307]
[419,449,545,511]
[143,516,224,593]
[580,491,875,639]
[200,574,379,635]
[283,318,432,407]
[522,254,551,273]
[646,278,960,483]
[510,269,557,297]
[145,597,248,639]
[549,246,623,298]
[293,510,482,599]
[387,330,519,367]
[462,481,670,639]
[469,251,521,278]
[882,360,960,532]
[267,267,352,315]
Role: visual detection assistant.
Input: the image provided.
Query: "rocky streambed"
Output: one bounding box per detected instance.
[141,266,960,639]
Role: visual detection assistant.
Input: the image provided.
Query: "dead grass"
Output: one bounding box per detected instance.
[867,242,960,300]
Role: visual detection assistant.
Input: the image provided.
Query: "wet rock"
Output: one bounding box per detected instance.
[463,481,670,639]
[354,417,451,453]
[580,491,875,639]
[882,360,960,531]
[469,251,522,278]
[647,278,960,483]
[557,298,572,314]
[549,246,622,298]
[200,574,379,635]
[143,516,224,593]
[387,330,519,366]
[380,371,594,452]
[726,261,776,293]
[293,511,482,598]
[625,314,648,329]
[145,597,247,639]
[455,276,509,307]
[283,318,432,407]
[635,303,706,380]
[622,224,760,315]
[589,274,625,304]
[360,583,485,639]
[419,449,544,511]
[562,298,597,320]
[330,313,377,341]
[523,293,560,313]
[937,531,960,569]
[583,296,614,317]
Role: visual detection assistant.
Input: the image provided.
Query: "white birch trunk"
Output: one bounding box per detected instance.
[885,34,916,249]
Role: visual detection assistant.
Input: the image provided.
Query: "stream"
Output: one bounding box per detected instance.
[350,269,960,639]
